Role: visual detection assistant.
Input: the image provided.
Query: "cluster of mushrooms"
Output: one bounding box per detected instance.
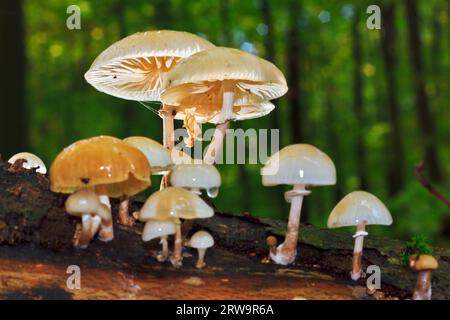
[5,30,440,299]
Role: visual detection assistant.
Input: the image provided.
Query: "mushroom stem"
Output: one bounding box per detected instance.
[96,185,111,209]
[118,195,135,226]
[271,184,310,265]
[157,236,170,262]
[171,223,183,268]
[161,108,175,190]
[413,270,432,300]
[96,203,114,242]
[351,223,367,281]
[203,90,234,165]
[73,214,101,249]
[196,248,207,269]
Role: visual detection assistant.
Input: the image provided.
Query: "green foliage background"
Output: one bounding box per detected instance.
[6,0,450,246]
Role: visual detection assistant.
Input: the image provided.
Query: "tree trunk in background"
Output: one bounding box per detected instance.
[404,0,442,182]
[351,10,368,191]
[0,0,27,158]
[380,3,405,196]
[260,0,280,131]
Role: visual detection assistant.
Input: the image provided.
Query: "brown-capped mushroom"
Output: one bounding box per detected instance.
[409,254,439,300]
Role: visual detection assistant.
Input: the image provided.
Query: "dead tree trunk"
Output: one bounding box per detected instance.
[0,0,27,158]
[351,9,368,190]
[380,3,405,195]
[404,0,442,182]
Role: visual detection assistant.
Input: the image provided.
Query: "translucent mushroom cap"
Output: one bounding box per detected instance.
[65,189,100,217]
[138,187,214,222]
[261,144,336,187]
[160,47,287,123]
[170,163,221,196]
[142,219,177,242]
[124,136,172,174]
[50,136,151,197]
[190,230,214,249]
[410,255,439,271]
[327,191,393,228]
[84,30,215,101]
[8,152,47,174]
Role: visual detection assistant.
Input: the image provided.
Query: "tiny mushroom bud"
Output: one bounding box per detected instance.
[65,189,112,249]
[8,152,47,174]
[262,236,278,264]
[170,163,221,198]
[327,191,393,281]
[138,187,214,268]
[188,230,214,269]
[409,254,439,300]
[261,144,336,265]
[142,219,178,262]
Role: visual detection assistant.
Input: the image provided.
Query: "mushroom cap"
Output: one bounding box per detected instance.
[8,152,47,174]
[327,191,393,228]
[85,30,215,101]
[170,163,221,192]
[410,255,439,271]
[65,189,100,217]
[50,136,151,197]
[124,136,172,174]
[142,219,177,242]
[139,187,214,221]
[170,148,195,165]
[160,47,287,122]
[190,230,214,249]
[261,144,336,187]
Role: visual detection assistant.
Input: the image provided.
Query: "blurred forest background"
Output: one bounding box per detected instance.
[0,0,449,246]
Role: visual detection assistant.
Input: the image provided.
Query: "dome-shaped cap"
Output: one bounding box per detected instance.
[261,144,336,187]
[327,191,393,228]
[410,255,439,271]
[139,187,214,221]
[160,47,287,122]
[8,152,47,174]
[50,136,151,197]
[170,163,221,191]
[65,189,100,217]
[190,230,214,249]
[124,136,172,174]
[85,30,215,101]
[142,219,177,242]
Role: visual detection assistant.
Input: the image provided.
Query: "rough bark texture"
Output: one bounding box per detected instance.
[0,161,449,300]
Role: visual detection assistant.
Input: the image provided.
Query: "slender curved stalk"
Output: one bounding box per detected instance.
[196,248,207,269]
[351,223,367,281]
[97,203,114,242]
[171,223,183,268]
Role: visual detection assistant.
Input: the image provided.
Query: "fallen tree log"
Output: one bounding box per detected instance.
[0,160,448,299]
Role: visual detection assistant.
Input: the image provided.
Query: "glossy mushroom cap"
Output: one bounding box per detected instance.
[160,47,287,123]
[170,163,221,196]
[65,189,100,217]
[85,30,214,101]
[50,136,151,197]
[8,152,47,174]
[139,187,214,222]
[410,255,439,271]
[142,219,177,242]
[190,230,214,249]
[327,191,393,228]
[124,136,172,174]
[261,144,336,187]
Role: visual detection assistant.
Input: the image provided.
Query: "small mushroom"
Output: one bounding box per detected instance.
[262,236,278,263]
[142,219,178,262]
[50,136,151,245]
[261,144,336,265]
[137,187,214,267]
[160,47,287,165]
[409,254,439,300]
[327,191,393,281]
[170,163,221,198]
[8,152,47,174]
[187,231,214,269]
[65,189,112,248]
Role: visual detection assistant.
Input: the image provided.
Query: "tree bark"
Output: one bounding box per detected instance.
[351,9,368,190]
[380,2,405,195]
[0,0,27,158]
[404,0,442,182]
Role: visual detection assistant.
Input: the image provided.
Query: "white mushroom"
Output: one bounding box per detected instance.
[261,144,336,265]
[170,163,221,197]
[142,219,177,262]
[327,191,393,281]
[187,230,214,269]
[8,152,47,174]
